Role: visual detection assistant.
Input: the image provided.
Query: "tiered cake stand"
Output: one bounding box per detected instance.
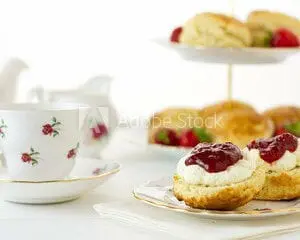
[142,4,300,220]
[150,8,300,156]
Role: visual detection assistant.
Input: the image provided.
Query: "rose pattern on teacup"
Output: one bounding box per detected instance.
[42,117,61,137]
[21,147,40,166]
[67,142,80,160]
[0,119,8,138]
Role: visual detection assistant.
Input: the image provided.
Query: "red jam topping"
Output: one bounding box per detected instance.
[185,142,243,173]
[247,133,298,163]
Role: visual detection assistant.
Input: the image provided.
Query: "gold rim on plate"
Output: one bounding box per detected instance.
[0,164,120,184]
[133,189,300,216]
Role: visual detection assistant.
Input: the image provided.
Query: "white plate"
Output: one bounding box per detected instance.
[148,144,192,158]
[133,177,300,220]
[154,38,300,64]
[0,158,120,204]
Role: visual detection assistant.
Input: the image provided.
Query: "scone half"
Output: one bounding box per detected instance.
[173,166,265,210]
[180,12,252,48]
[255,167,300,200]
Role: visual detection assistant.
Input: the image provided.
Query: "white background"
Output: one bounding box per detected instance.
[0,0,299,118]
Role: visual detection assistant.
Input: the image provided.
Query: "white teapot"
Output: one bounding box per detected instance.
[30,75,119,158]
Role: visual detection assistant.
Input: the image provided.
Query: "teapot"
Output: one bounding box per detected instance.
[30,75,119,158]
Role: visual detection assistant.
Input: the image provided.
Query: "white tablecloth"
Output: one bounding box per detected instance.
[0,128,299,240]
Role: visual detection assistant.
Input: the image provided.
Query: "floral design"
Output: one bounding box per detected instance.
[91,123,108,140]
[0,119,7,138]
[21,147,40,166]
[42,117,61,137]
[92,168,102,175]
[67,143,80,160]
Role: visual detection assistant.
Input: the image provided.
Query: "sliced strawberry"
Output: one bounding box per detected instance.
[271,28,300,47]
[154,128,179,146]
[180,130,199,147]
[179,128,212,147]
[170,27,182,43]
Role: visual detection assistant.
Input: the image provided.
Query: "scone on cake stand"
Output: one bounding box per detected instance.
[148,100,274,155]
[155,9,300,106]
[155,11,300,64]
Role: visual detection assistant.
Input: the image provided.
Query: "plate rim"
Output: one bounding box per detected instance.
[133,178,300,217]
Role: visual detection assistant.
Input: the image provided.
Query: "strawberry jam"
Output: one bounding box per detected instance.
[247,133,298,163]
[185,142,243,173]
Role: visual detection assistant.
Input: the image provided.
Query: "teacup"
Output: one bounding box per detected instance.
[0,103,80,181]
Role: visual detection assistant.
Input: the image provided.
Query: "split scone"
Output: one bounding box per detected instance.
[245,133,300,200]
[263,106,300,137]
[247,10,300,36]
[201,100,274,149]
[180,13,252,47]
[148,100,273,148]
[174,142,265,210]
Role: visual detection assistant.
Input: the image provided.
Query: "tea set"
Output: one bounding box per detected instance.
[0,59,120,204]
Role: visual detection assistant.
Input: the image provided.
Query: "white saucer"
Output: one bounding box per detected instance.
[134,177,300,220]
[154,38,300,64]
[0,158,120,204]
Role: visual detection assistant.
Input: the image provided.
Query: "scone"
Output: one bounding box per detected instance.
[200,99,256,119]
[200,100,274,148]
[173,142,265,210]
[247,10,300,36]
[180,13,252,47]
[148,108,212,147]
[245,133,300,200]
[263,106,300,137]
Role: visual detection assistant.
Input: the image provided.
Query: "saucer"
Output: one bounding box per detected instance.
[133,177,300,220]
[0,157,120,204]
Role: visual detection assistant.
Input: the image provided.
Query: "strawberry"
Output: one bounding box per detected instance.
[180,130,199,147]
[271,28,300,47]
[154,129,179,146]
[179,128,212,147]
[274,126,288,136]
[170,27,182,43]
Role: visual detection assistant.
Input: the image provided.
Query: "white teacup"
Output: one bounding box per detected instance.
[0,103,80,181]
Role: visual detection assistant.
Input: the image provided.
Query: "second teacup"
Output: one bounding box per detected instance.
[0,103,80,181]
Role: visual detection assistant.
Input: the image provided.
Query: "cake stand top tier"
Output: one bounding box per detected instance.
[154,38,300,65]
